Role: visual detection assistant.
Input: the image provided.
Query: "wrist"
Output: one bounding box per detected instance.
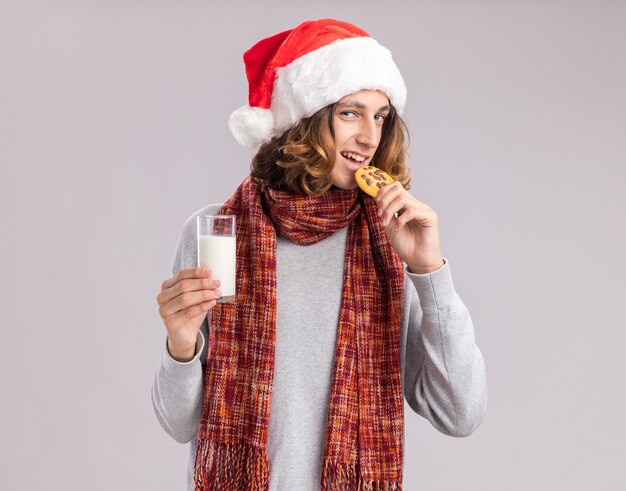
[167,337,196,363]
[408,258,445,274]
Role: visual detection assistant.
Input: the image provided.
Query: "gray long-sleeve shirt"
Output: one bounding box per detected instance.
[151,203,488,491]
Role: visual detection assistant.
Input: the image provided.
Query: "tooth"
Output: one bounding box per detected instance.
[342,151,365,162]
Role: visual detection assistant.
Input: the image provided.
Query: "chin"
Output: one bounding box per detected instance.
[331,181,358,190]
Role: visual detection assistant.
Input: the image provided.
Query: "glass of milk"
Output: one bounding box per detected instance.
[196,215,236,303]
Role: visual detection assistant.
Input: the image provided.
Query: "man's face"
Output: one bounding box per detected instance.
[329,89,391,190]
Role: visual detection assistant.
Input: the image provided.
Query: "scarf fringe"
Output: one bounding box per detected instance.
[321,459,402,491]
[194,437,270,491]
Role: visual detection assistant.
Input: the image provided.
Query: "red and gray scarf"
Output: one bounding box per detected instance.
[193,176,405,490]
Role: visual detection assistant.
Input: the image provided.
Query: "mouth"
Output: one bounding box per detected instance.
[340,151,369,170]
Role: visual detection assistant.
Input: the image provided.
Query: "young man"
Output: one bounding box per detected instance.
[153,18,487,491]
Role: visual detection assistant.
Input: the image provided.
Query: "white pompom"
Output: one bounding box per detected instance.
[228,106,275,147]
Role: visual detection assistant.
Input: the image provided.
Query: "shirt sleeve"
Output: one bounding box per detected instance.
[151,206,217,444]
[151,330,206,443]
[402,257,488,437]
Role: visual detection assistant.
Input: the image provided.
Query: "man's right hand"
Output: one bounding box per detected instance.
[156,267,221,362]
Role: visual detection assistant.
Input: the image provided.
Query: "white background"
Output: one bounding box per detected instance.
[1,0,625,489]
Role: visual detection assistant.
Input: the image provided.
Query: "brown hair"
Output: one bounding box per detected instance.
[250,102,412,196]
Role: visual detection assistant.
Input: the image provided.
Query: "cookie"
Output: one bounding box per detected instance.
[354,166,394,198]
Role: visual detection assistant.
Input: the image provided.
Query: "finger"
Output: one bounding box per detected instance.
[376,179,401,198]
[380,194,409,227]
[378,182,430,209]
[395,206,437,231]
[170,299,218,324]
[158,276,221,305]
[393,208,421,231]
[376,180,402,203]
[160,288,221,318]
[160,287,222,317]
[161,267,211,291]
[376,182,404,216]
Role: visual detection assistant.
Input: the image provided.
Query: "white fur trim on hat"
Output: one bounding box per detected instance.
[228,105,274,147]
[271,37,406,136]
[228,36,406,147]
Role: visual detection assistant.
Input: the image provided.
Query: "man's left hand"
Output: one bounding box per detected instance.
[375,181,445,274]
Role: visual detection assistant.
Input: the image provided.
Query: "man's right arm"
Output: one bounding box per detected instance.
[151,327,206,444]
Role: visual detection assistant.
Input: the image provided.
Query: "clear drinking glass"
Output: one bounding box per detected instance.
[196,215,236,303]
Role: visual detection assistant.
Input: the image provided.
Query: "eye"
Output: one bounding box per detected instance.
[340,111,357,118]
[374,114,387,122]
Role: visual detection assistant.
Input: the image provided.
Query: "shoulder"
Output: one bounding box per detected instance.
[170,203,224,275]
[176,202,224,245]
[178,203,224,236]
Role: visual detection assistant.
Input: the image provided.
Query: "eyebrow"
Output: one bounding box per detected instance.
[337,100,391,112]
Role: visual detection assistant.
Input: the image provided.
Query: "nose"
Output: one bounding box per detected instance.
[355,118,379,148]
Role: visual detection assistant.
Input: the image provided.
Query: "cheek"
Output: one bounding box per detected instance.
[332,120,350,144]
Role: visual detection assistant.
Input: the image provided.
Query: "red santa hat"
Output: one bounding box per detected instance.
[228,18,407,147]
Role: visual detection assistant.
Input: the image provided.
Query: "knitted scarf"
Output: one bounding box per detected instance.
[193,177,405,490]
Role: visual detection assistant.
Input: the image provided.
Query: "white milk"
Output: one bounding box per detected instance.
[198,235,236,298]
